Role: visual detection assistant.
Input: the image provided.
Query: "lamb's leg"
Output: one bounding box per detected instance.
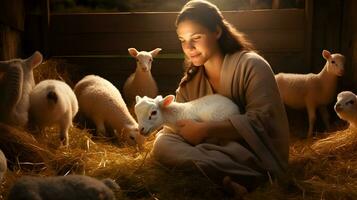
[318,106,330,131]
[93,118,106,137]
[59,113,71,146]
[306,104,316,138]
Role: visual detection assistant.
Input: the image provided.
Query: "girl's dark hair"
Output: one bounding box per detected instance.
[176,0,255,84]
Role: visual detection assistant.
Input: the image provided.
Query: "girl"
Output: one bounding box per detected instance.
[151,0,289,195]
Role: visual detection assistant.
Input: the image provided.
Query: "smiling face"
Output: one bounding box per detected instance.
[177,19,221,67]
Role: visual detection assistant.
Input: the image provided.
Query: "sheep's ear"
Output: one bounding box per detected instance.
[128,48,139,57]
[26,51,43,69]
[150,48,162,58]
[322,50,331,60]
[161,95,175,107]
[154,95,162,104]
[135,96,142,103]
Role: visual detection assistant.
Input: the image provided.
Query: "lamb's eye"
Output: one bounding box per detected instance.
[149,58,153,62]
[136,58,139,62]
[331,60,336,64]
[347,100,355,105]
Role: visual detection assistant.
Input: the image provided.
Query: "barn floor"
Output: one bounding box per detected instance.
[1,124,357,200]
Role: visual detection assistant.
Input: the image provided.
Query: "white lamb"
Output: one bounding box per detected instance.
[74,75,145,148]
[275,50,345,137]
[123,48,161,110]
[0,149,6,181]
[334,91,357,129]
[29,79,78,146]
[134,94,240,137]
[7,175,120,200]
[0,51,43,127]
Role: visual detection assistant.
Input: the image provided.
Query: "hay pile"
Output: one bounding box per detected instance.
[1,59,357,199]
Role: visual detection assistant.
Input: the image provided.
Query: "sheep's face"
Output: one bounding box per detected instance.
[124,127,145,149]
[134,96,164,136]
[334,91,357,122]
[323,50,345,76]
[128,48,162,72]
[1,51,43,83]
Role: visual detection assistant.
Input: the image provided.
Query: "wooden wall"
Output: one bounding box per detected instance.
[341,0,357,91]
[48,9,308,95]
[0,0,25,60]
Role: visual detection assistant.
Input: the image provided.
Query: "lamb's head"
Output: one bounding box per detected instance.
[123,125,145,149]
[335,91,357,125]
[128,48,161,72]
[322,50,345,77]
[134,95,175,136]
[0,51,42,86]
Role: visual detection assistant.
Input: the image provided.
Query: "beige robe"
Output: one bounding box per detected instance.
[151,51,289,186]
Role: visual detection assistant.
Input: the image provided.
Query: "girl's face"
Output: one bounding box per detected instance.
[177,20,221,66]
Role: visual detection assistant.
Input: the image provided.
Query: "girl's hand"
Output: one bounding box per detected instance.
[176,119,208,145]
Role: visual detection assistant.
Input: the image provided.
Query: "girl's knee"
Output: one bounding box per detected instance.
[151,133,188,166]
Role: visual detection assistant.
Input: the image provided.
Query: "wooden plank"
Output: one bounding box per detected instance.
[304,0,313,69]
[54,49,307,96]
[0,25,22,60]
[50,29,304,56]
[50,9,304,34]
[41,0,50,58]
[0,0,25,31]
[58,57,184,95]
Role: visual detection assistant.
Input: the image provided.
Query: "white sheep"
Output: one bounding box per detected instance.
[123,48,161,110]
[0,51,43,127]
[7,175,120,200]
[134,94,240,137]
[29,79,78,146]
[74,75,145,148]
[334,91,357,129]
[275,50,345,137]
[0,149,6,181]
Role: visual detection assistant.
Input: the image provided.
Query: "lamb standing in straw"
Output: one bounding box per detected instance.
[29,79,78,146]
[123,48,161,111]
[334,91,357,129]
[74,75,145,148]
[275,50,345,137]
[0,51,43,127]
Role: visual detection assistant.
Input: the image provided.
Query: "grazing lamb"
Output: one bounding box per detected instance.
[7,175,120,200]
[275,50,345,137]
[0,149,7,181]
[123,48,161,110]
[134,94,240,138]
[29,80,78,146]
[74,75,145,148]
[334,91,357,129]
[0,51,43,127]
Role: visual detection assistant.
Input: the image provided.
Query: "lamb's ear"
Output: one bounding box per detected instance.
[322,50,331,60]
[154,95,163,104]
[135,96,142,103]
[128,48,139,57]
[150,48,162,58]
[26,51,43,69]
[160,95,175,107]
